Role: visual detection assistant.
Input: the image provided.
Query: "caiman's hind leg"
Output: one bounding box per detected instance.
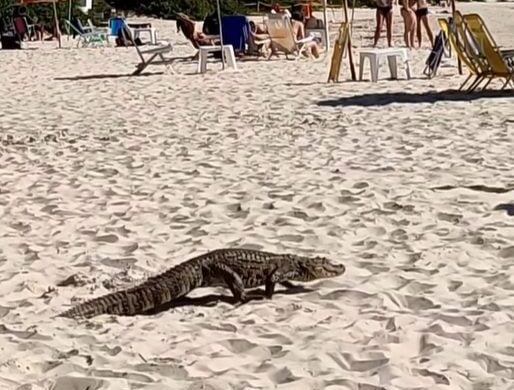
[210,263,248,303]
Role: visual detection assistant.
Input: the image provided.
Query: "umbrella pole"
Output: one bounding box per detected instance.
[53,0,62,48]
[216,0,226,70]
[451,0,462,75]
[322,0,329,53]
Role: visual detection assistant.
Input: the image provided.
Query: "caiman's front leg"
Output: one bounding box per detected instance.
[266,270,299,299]
[210,263,247,303]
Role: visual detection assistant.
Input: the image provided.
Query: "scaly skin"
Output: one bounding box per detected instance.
[58,248,345,319]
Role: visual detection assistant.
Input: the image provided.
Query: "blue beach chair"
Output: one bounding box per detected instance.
[221,15,250,55]
[109,17,125,37]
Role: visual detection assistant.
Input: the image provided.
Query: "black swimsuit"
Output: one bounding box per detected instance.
[377,5,393,16]
[415,7,429,17]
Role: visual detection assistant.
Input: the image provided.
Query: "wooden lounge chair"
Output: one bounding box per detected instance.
[328,22,350,82]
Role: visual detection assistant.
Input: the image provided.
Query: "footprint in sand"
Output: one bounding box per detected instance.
[436,212,462,224]
[93,234,119,243]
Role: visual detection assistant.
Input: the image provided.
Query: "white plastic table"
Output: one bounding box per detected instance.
[359,48,411,82]
[197,45,238,74]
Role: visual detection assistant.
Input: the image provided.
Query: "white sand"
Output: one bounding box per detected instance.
[0,2,513,389]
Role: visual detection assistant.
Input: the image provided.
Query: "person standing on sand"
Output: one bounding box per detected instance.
[373,0,394,47]
[415,0,434,48]
[400,0,416,48]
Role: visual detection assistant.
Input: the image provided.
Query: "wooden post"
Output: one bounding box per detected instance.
[52,0,62,48]
[322,0,330,51]
[451,0,462,75]
[343,0,356,80]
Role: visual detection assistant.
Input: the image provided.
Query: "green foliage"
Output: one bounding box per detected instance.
[105,0,245,20]
[89,0,112,22]
[0,0,86,26]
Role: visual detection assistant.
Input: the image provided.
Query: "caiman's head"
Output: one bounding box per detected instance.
[295,256,345,281]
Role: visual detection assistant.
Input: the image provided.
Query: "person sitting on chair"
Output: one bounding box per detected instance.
[290,11,321,58]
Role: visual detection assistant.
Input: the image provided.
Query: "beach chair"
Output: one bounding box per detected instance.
[264,13,313,60]
[462,13,514,60]
[109,17,125,36]
[65,19,108,48]
[75,18,92,34]
[221,15,249,55]
[221,15,270,58]
[447,11,508,92]
[438,17,484,91]
[13,16,32,41]
[119,21,178,76]
[462,13,514,90]
[328,22,350,82]
[423,29,447,79]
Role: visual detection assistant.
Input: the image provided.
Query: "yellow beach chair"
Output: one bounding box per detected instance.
[462,13,514,90]
[437,18,483,91]
[439,12,514,92]
[462,13,514,60]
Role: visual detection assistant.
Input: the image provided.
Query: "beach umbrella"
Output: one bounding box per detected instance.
[321,0,329,49]
[17,0,67,48]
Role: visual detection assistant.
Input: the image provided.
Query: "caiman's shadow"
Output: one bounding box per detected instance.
[140,285,315,316]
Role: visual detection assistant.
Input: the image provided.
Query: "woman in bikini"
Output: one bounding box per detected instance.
[400,0,416,48]
[373,0,393,47]
[415,0,434,48]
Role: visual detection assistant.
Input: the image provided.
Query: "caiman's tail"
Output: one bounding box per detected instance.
[58,261,203,319]
[58,286,160,319]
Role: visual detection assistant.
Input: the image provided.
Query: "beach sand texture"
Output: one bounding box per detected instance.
[0,2,513,389]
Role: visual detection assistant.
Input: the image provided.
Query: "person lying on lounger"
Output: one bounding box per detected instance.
[176,13,219,49]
